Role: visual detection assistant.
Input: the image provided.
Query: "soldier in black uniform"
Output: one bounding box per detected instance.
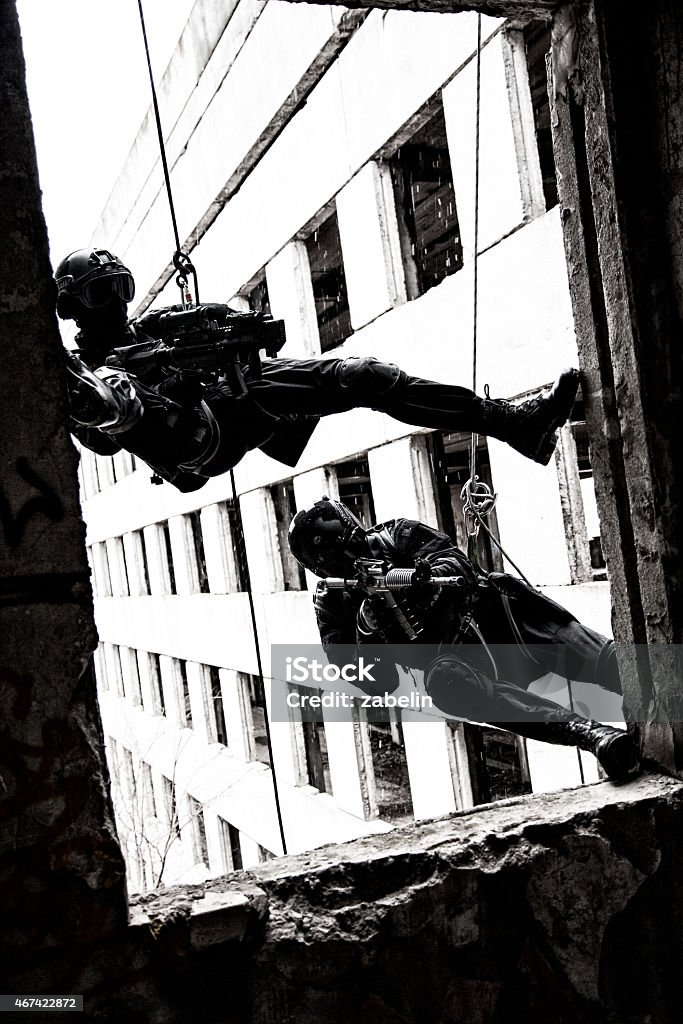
[288,497,640,780]
[57,248,581,492]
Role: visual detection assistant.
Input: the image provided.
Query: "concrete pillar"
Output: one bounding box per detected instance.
[402,717,458,820]
[266,240,320,357]
[167,514,198,595]
[122,531,148,596]
[221,669,252,761]
[78,447,99,500]
[336,160,407,330]
[203,808,228,875]
[240,488,284,592]
[323,705,372,820]
[103,643,124,698]
[105,536,129,597]
[143,522,172,595]
[119,646,142,707]
[368,435,439,527]
[550,0,683,768]
[159,655,184,728]
[443,30,526,259]
[187,661,212,743]
[501,27,547,219]
[200,502,238,593]
[91,541,113,597]
[487,439,572,586]
[137,650,160,716]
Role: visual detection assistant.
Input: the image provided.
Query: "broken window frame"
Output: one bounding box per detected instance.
[428,431,503,574]
[271,480,307,592]
[303,207,353,352]
[388,103,463,301]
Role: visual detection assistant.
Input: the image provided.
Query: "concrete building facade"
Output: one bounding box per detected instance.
[77,2,622,890]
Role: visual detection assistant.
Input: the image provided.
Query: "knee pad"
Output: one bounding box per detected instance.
[425,654,493,721]
[337,356,406,398]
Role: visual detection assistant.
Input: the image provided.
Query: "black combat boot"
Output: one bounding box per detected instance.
[476,368,581,465]
[508,716,641,781]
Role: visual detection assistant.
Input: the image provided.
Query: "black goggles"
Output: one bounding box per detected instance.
[79,273,135,308]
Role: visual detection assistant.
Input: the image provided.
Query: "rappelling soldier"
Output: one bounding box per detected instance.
[288,497,641,781]
[56,248,581,492]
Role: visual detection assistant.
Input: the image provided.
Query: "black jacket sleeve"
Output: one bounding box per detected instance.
[387,519,479,587]
[71,422,122,457]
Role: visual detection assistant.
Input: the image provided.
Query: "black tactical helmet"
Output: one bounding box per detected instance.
[54,248,135,320]
[289,497,367,577]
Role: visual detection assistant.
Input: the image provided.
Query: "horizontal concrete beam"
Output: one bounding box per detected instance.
[280,0,558,20]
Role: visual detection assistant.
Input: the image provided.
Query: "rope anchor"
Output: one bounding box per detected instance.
[173,250,199,307]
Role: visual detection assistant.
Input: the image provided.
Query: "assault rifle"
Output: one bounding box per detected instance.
[104,306,287,396]
[324,558,466,592]
[324,558,466,640]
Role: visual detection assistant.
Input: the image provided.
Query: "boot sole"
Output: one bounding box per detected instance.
[531,368,581,465]
[598,732,641,781]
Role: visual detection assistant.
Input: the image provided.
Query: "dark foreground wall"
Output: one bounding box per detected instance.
[0,0,128,973]
[3,775,680,1023]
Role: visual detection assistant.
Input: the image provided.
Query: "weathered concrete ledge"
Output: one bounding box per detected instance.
[5,774,680,1023]
[281,0,558,22]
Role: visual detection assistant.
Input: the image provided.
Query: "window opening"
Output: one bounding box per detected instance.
[137,530,152,594]
[179,660,192,728]
[161,775,181,839]
[123,647,142,706]
[209,666,228,746]
[188,510,210,593]
[97,541,113,597]
[430,432,503,573]
[458,723,532,804]
[161,521,177,594]
[366,707,413,821]
[305,209,352,351]
[246,273,271,315]
[291,685,332,794]
[219,817,243,871]
[146,652,165,715]
[246,672,270,766]
[523,22,559,210]
[188,796,209,867]
[570,396,605,578]
[226,500,249,591]
[271,481,306,591]
[141,762,157,819]
[334,457,375,527]
[390,104,463,299]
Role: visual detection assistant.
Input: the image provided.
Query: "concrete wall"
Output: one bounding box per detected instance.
[0,0,127,974]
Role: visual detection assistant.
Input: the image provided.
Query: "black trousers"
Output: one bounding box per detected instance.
[246,356,480,427]
[201,355,484,477]
[424,594,621,727]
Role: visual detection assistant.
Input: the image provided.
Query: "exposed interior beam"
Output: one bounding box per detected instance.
[281,0,559,20]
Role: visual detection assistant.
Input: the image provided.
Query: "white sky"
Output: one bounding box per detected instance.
[17,0,197,266]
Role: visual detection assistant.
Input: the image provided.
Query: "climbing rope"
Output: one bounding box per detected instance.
[461,16,531,588]
[463,14,498,568]
[136,0,288,855]
[137,0,199,307]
